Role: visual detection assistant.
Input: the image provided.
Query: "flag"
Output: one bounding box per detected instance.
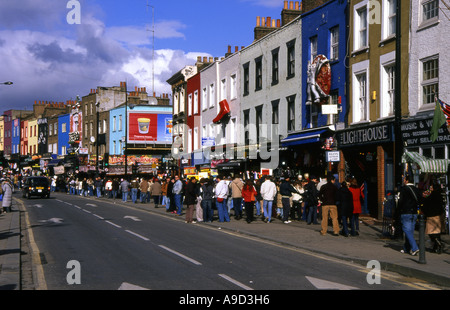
[430,97,448,142]
[437,97,450,132]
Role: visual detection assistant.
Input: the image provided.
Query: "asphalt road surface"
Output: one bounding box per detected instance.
[21,192,433,291]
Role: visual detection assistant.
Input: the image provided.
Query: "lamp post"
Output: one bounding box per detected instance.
[1,81,13,85]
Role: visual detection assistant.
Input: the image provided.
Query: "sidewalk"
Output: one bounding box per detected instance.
[1,193,449,289]
[0,207,20,290]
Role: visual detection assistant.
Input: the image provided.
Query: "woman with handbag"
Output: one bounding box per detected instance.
[422,182,445,254]
[242,179,257,223]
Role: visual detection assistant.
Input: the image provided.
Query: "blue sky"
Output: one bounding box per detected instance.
[0,0,285,111]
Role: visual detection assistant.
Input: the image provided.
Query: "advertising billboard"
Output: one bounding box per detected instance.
[127,111,172,144]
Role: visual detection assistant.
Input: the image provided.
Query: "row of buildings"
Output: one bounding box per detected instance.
[0,85,173,178]
[166,0,450,219]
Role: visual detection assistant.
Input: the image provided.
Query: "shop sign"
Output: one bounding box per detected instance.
[326,151,340,162]
[402,118,450,147]
[336,123,392,148]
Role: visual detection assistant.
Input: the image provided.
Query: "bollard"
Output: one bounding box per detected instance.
[418,214,426,264]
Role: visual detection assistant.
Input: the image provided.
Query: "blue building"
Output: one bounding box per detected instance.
[301,0,348,129]
[280,0,348,178]
[58,113,70,156]
[11,118,21,155]
[109,103,172,175]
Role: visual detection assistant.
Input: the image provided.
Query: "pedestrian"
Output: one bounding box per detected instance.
[397,176,421,256]
[151,178,162,208]
[172,175,183,215]
[280,176,300,224]
[139,177,149,203]
[230,175,244,220]
[167,177,175,213]
[254,179,263,218]
[184,177,198,223]
[120,178,130,202]
[161,178,169,208]
[201,178,215,223]
[260,176,277,223]
[318,175,339,236]
[337,180,354,237]
[349,178,364,236]
[214,175,230,222]
[304,175,319,225]
[105,179,112,198]
[130,177,140,203]
[422,181,445,254]
[196,179,204,222]
[1,178,13,213]
[242,179,257,223]
[290,181,304,221]
[112,178,119,200]
[94,177,103,198]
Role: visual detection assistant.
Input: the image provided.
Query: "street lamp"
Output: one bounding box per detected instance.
[2,81,13,85]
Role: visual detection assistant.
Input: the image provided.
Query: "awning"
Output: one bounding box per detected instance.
[216,159,246,170]
[281,129,327,147]
[47,159,63,167]
[402,150,450,173]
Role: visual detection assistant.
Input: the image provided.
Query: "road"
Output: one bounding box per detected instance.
[20,192,432,291]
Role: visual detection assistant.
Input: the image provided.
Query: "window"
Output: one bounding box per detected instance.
[243,109,250,145]
[310,36,318,62]
[62,122,67,133]
[255,105,263,143]
[113,116,116,131]
[385,0,396,37]
[355,6,368,50]
[221,78,227,100]
[255,56,262,91]
[243,62,250,96]
[188,93,192,116]
[202,88,207,110]
[384,65,395,116]
[194,127,199,150]
[49,124,53,136]
[422,0,439,22]
[209,84,215,108]
[230,74,237,99]
[272,100,279,137]
[194,90,198,114]
[356,72,369,121]
[271,48,279,85]
[330,90,340,124]
[330,27,339,61]
[54,123,57,135]
[422,57,439,106]
[287,96,295,132]
[287,40,295,78]
[119,115,123,131]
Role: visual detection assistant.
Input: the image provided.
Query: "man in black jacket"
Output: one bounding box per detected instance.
[397,176,421,255]
[280,176,300,224]
[184,177,199,223]
[318,175,339,236]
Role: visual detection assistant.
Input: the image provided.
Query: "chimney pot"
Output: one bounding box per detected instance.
[290,1,294,9]
[228,45,231,53]
[295,1,299,10]
[261,17,265,27]
[284,1,288,9]
[197,56,201,62]
[277,19,281,27]
[256,16,260,26]
[209,57,213,62]
[267,17,271,27]
[203,56,207,62]
[235,46,238,52]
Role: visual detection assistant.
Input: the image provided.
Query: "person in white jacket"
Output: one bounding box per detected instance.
[214,175,230,222]
[260,176,277,223]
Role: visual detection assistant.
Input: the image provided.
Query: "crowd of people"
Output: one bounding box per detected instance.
[4,169,446,256]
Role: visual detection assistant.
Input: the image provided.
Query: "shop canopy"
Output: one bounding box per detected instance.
[402,150,450,174]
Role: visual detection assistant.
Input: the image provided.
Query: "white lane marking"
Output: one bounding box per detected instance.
[82,209,92,214]
[158,245,202,266]
[106,221,122,228]
[218,274,254,290]
[305,276,359,290]
[93,214,104,220]
[118,282,149,290]
[125,230,150,241]
[124,216,141,221]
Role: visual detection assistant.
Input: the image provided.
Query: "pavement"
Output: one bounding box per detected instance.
[1,191,450,290]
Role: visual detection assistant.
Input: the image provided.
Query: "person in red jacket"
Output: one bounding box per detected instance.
[348,178,364,236]
[242,179,258,223]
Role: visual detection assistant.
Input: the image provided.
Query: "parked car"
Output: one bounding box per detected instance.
[22,176,51,199]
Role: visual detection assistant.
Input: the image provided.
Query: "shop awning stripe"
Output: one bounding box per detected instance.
[402,150,450,173]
